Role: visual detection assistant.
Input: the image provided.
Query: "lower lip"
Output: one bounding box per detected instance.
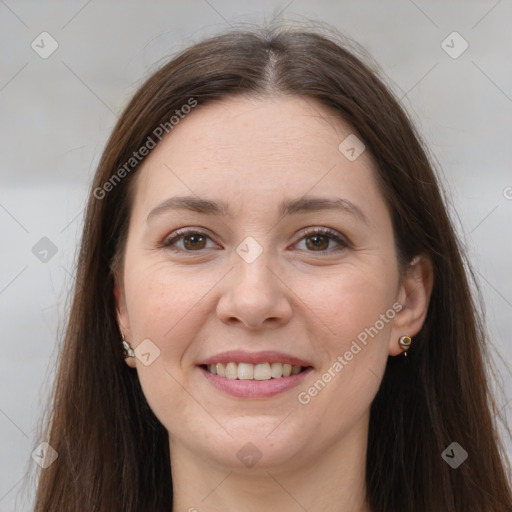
[198,366,313,398]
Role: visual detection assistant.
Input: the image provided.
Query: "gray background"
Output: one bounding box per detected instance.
[1,1,511,509]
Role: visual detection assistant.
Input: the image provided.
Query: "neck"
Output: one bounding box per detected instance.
[169,413,372,512]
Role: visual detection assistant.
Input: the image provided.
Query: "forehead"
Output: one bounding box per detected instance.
[145,94,367,164]
[130,95,381,218]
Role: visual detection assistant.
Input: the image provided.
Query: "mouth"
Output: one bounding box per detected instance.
[197,350,314,398]
[199,362,311,380]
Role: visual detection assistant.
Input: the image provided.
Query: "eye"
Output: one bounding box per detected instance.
[293,227,349,254]
[160,228,218,252]
[160,227,349,254]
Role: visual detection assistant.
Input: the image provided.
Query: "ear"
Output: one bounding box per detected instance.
[114,278,137,368]
[389,254,434,356]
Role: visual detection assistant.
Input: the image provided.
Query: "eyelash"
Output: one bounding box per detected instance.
[160,227,349,255]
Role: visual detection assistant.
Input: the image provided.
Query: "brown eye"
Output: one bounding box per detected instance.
[295,228,349,254]
[182,233,207,250]
[162,227,348,255]
[305,234,330,251]
[162,229,216,252]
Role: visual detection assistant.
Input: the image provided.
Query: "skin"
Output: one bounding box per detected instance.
[114,95,433,512]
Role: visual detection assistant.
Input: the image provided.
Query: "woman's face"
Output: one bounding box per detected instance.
[115,95,421,471]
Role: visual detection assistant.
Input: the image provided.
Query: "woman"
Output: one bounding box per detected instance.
[33,25,512,511]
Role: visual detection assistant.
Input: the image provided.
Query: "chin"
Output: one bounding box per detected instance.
[195,422,311,470]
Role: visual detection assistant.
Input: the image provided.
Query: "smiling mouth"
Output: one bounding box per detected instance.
[200,362,310,381]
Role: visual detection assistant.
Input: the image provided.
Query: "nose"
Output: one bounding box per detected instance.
[216,251,293,330]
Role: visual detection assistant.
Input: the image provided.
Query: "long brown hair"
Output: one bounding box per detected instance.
[33,24,512,511]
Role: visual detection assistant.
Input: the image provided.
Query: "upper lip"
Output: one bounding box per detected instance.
[198,350,313,368]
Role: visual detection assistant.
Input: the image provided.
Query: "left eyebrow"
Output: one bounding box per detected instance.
[146,195,369,225]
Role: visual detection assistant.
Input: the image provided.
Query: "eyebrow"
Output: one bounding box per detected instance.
[146,195,369,224]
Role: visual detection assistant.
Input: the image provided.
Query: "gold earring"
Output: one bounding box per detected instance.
[121,334,135,358]
[399,335,412,357]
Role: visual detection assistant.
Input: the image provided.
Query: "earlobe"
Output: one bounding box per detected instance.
[114,281,129,336]
[389,254,434,356]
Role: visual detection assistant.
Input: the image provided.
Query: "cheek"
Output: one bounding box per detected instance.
[293,264,396,405]
[124,261,207,341]
[123,266,207,429]
[297,263,398,344]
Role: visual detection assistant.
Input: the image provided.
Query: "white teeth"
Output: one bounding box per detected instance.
[237,362,254,380]
[216,362,226,377]
[204,362,305,380]
[225,362,238,379]
[254,363,271,380]
[271,362,283,378]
